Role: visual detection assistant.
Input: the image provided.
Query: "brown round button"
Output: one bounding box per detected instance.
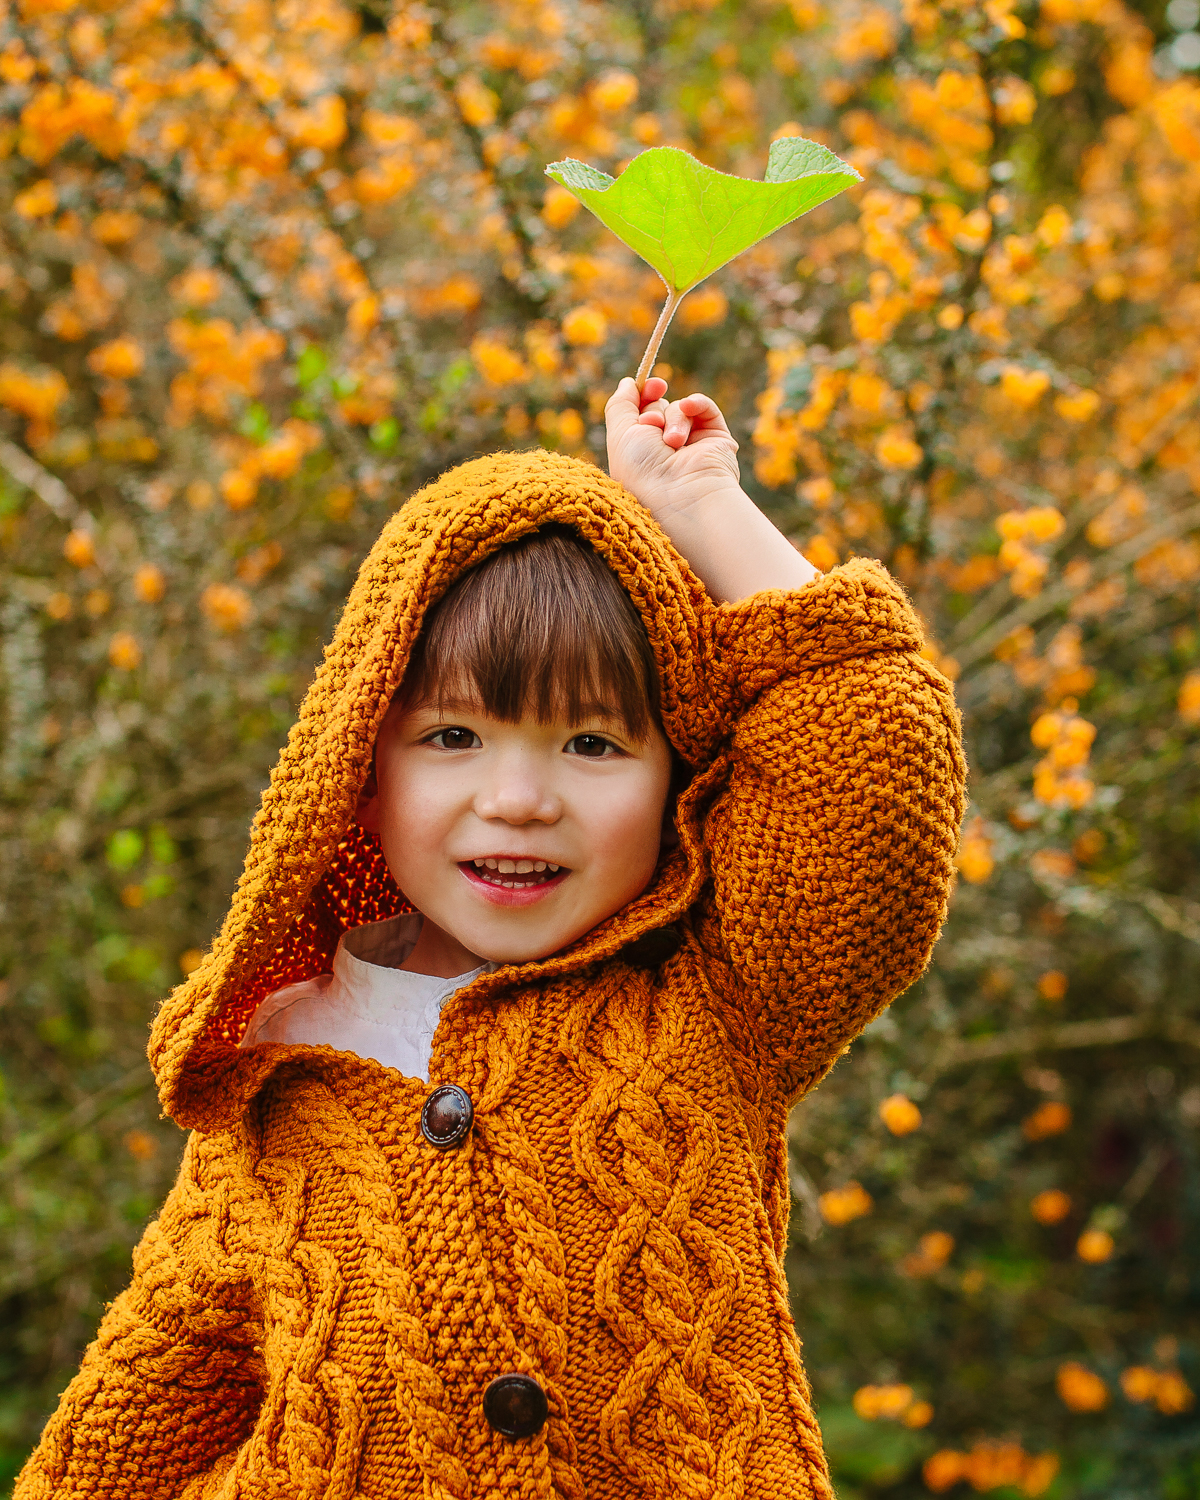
[483,1373,548,1439]
[621,924,683,968]
[420,1084,473,1150]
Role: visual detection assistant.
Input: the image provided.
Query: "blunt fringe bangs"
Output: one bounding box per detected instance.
[400,525,659,739]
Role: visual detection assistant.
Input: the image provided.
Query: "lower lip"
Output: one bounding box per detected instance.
[458,864,569,908]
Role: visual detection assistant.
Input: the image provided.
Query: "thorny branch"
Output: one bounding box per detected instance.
[0,436,89,526]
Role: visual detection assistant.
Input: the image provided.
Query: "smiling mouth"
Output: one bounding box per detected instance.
[461,857,568,890]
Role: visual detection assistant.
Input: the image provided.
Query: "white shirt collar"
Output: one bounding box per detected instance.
[240,912,494,1079]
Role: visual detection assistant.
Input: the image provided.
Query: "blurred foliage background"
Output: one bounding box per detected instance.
[1,0,1199,1493]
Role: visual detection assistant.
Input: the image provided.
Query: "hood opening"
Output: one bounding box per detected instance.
[151,449,721,1129]
[196,824,411,1053]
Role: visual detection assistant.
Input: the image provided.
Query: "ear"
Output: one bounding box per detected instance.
[354,762,381,831]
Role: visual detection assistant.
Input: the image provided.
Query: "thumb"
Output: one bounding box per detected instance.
[604,377,644,447]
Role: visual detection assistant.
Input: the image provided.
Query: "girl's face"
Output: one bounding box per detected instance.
[357,692,674,973]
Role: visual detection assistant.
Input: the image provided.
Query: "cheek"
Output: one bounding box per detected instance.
[585,770,669,873]
[375,758,450,862]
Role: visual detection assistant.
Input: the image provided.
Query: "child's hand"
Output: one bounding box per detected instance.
[605,375,818,602]
[606,376,742,523]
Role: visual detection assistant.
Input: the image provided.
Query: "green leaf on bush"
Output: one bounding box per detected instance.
[295,344,328,388]
[237,402,271,443]
[545,138,860,297]
[369,416,399,450]
[148,825,178,865]
[105,829,144,871]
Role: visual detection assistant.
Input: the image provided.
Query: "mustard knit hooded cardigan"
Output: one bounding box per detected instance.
[19,451,965,1500]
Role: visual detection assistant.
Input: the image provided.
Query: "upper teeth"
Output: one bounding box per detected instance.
[473,858,559,874]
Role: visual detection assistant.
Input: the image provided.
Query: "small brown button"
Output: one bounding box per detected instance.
[420,1084,473,1150]
[621,924,683,969]
[483,1373,548,1439]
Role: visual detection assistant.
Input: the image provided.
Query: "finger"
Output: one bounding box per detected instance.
[636,397,669,427]
[604,376,645,445]
[639,377,668,408]
[676,392,732,435]
[661,399,695,450]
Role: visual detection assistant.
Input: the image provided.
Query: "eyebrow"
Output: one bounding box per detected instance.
[415,695,628,727]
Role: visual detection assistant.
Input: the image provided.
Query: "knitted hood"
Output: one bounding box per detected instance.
[150,450,734,1128]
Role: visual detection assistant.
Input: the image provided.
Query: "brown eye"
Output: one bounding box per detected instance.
[567,734,615,758]
[431,727,480,750]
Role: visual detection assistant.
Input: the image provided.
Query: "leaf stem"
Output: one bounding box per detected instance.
[635,286,685,390]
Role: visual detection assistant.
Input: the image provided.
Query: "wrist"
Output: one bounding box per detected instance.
[646,484,818,604]
[651,480,752,526]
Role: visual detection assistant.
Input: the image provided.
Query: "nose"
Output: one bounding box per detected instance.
[473,750,561,826]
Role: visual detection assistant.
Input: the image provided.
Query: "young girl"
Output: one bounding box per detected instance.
[18,379,964,1500]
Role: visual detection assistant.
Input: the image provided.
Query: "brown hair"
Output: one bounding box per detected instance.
[399,524,660,739]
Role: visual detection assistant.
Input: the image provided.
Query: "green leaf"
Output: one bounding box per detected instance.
[148,824,177,865]
[237,402,271,443]
[439,355,474,396]
[369,416,399,451]
[545,139,860,297]
[142,873,175,901]
[295,344,328,389]
[105,829,144,871]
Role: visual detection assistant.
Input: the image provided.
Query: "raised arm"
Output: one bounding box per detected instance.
[607,379,965,1098]
[16,1133,264,1500]
[698,561,965,1100]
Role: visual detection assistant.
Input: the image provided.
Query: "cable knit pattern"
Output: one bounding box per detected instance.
[18,451,965,1500]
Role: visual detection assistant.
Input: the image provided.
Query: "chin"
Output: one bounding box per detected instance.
[478,938,561,966]
[468,918,585,968]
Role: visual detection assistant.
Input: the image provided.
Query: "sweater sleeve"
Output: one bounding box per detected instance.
[697,558,965,1101]
[15,1132,264,1500]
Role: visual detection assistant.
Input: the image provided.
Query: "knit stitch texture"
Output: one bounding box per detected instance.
[18,450,965,1500]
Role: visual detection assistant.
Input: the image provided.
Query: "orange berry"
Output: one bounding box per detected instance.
[542,184,581,229]
[562,304,608,347]
[108,632,142,670]
[1120,1365,1159,1403]
[879,1093,922,1135]
[818,1181,873,1225]
[123,1129,157,1161]
[923,1451,965,1492]
[1030,1189,1072,1224]
[1023,1101,1072,1140]
[679,287,728,331]
[1037,970,1068,1001]
[178,948,204,976]
[63,529,96,568]
[1153,1370,1195,1415]
[1076,1228,1115,1263]
[220,470,258,510]
[1056,1361,1108,1412]
[200,583,253,632]
[133,564,165,603]
[87,337,144,380]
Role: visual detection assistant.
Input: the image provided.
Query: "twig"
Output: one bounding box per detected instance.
[1121,1144,1169,1210]
[951,497,1200,669]
[1126,887,1200,946]
[0,1230,130,1300]
[0,1063,155,1184]
[176,9,358,252]
[0,437,89,527]
[423,11,549,316]
[927,1012,1200,1074]
[84,765,253,855]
